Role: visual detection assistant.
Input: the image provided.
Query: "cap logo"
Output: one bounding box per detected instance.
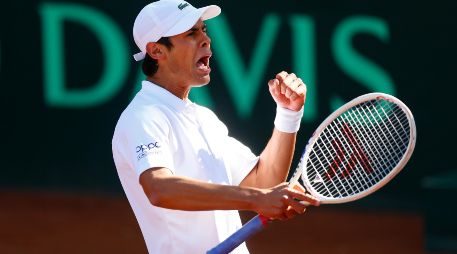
[178,2,189,10]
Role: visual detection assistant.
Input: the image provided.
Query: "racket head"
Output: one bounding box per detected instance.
[297,93,416,204]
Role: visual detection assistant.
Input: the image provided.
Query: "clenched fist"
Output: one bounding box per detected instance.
[268,71,307,112]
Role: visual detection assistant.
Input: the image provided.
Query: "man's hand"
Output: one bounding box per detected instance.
[253,183,320,221]
[268,71,307,112]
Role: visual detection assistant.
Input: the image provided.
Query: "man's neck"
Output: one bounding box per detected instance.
[146,76,190,100]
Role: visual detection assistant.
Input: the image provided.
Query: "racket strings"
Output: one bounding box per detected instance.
[305,99,411,199]
[319,126,362,195]
[342,103,403,184]
[349,104,399,176]
[312,116,378,196]
[364,102,405,157]
[372,103,410,162]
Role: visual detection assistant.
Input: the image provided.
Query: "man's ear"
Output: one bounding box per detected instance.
[146,42,165,60]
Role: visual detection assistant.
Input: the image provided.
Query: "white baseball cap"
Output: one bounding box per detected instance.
[132,0,221,61]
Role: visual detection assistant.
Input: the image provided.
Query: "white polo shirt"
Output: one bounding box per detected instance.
[112,81,259,254]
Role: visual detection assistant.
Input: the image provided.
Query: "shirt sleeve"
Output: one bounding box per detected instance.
[116,107,175,176]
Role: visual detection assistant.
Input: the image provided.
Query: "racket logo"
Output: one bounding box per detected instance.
[312,174,324,183]
[326,123,373,180]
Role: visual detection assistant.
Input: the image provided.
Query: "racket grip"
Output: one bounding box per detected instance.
[207,215,269,254]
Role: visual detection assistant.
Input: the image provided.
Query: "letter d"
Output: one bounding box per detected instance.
[39,3,128,107]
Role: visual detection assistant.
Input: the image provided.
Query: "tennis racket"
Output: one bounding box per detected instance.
[207,92,417,254]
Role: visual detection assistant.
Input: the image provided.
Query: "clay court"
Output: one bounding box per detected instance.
[0,191,425,254]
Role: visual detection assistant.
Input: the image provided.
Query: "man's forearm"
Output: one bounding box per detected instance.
[241,129,297,188]
[140,168,262,211]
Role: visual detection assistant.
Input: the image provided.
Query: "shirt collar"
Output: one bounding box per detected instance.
[140,80,194,111]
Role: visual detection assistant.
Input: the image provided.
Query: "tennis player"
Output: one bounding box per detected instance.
[112,0,319,253]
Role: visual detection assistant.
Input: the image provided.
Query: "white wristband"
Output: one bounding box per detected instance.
[274,106,304,133]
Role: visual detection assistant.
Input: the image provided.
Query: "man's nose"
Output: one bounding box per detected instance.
[200,33,211,48]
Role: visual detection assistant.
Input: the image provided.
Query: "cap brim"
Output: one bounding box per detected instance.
[164,5,221,37]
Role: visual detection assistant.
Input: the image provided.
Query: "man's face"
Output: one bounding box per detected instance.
[163,19,212,87]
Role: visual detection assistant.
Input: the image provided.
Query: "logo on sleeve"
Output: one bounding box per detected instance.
[178,3,189,10]
[136,142,161,161]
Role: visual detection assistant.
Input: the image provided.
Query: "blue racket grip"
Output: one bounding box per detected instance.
[207,215,269,254]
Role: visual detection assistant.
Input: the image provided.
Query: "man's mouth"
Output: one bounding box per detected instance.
[196,54,211,73]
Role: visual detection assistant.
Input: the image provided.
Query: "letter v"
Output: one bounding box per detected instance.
[208,14,280,118]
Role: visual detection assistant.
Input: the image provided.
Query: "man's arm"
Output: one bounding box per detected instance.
[240,130,296,188]
[139,167,318,220]
[241,71,307,189]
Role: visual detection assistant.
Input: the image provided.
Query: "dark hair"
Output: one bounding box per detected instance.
[142,37,173,77]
